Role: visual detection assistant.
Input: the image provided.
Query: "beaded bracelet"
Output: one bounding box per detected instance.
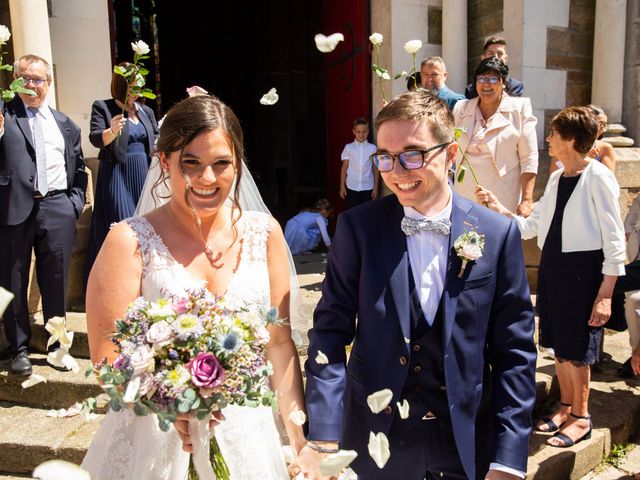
[306,440,340,454]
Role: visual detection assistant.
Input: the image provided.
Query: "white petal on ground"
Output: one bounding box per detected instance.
[397,399,410,419]
[320,449,358,476]
[46,349,80,373]
[0,287,13,316]
[315,350,329,364]
[32,460,91,480]
[366,388,393,414]
[288,410,307,426]
[21,374,47,389]
[368,431,391,469]
[46,403,83,419]
[314,32,344,52]
[259,88,279,106]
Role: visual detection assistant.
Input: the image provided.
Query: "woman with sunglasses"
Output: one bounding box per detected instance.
[550,104,615,174]
[452,57,538,217]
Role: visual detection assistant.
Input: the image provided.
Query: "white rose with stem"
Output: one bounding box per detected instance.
[113,40,157,144]
[0,25,35,101]
[403,40,422,91]
[369,33,389,103]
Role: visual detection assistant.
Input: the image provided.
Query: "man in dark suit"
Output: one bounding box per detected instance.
[465,36,524,99]
[0,54,87,375]
[294,92,536,479]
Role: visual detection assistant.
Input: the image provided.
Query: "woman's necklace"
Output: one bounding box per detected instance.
[203,244,224,268]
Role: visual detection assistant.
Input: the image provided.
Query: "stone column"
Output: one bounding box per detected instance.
[442,0,467,93]
[9,0,56,108]
[591,0,627,123]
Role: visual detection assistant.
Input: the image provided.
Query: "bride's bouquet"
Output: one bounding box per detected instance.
[89,287,279,480]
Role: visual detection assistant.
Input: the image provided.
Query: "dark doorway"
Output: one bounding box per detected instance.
[153,1,327,221]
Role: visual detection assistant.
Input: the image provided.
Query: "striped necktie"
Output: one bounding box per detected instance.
[28,107,48,196]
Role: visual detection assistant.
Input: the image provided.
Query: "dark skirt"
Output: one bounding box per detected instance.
[536,175,603,365]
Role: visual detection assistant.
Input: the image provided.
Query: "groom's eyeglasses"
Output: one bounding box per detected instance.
[371,143,450,172]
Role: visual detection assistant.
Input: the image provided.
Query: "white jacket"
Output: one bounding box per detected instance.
[515,160,625,276]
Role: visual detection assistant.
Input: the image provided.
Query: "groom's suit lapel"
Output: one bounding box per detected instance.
[379,198,411,353]
[443,194,478,348]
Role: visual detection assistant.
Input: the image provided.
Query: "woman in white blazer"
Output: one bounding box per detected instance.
[477,106,625,449]
[453,57,538,217]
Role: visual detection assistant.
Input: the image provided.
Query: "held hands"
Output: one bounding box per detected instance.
[174,410,225,453]
[289,442,339,480]
[516,200,532,218]
[588,295,611,327]
[110,114,126,135]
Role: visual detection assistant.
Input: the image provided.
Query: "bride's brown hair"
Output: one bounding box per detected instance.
[153,95,245,241]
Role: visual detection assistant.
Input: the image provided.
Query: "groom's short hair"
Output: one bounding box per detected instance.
[375,91,454,144]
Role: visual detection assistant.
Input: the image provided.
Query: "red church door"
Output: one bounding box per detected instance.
[322,0,372,210]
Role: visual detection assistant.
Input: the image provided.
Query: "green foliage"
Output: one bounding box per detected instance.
[606,443,633,468]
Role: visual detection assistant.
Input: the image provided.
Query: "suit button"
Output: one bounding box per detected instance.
[414,384,422,392]
[399,356,408,366]
[439,385,447,391]
[413,365,422,373]
[29,176,34,182]
[412,344,421,352]
[383,405,393,415]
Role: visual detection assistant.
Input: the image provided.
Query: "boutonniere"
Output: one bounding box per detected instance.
[454,228,485,278]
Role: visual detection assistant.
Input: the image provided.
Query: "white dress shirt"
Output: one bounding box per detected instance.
[341,140,377,191]
[403,197,451,324]
[404,190,524,479]
[24,101,67,192]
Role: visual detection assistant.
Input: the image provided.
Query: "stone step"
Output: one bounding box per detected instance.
[526,331,640,479]
[31,312,90,360]
[0,402,102,475]
[0,354,102,410]
[0,474,31,479]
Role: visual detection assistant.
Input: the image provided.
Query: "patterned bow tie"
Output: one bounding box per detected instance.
[401,216,451,236]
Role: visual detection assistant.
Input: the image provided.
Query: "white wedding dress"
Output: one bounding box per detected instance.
[81,212,289,480]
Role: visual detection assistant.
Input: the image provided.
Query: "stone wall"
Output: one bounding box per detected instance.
[467,0,503,84]
[623,0,640,145]
[544,0,595,133]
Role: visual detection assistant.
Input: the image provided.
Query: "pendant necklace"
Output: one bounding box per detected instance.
[203,243,224,268]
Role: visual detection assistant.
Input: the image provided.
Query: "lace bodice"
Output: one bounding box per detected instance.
[125,211,272,310]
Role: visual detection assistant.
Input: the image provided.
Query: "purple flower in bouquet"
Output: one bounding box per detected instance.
[188,352,224,397]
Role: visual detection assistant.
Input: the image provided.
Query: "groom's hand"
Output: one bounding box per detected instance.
[289,442,339,480]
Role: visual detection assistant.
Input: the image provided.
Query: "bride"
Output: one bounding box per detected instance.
[82,95,306,479]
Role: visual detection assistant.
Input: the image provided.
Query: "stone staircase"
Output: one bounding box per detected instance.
[1,255,640,479]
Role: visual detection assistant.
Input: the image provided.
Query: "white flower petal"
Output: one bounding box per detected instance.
[381,71,390,80]
[33,460,91,480]
[368,431,390,469]
[186,85,208,97]
[0,287,13,316]
[46,409,65,418]
[131,40,150,55]
[21,374,47,389]
[403,39,423,54]
[282,445,297,464]
[320,449,358,476]
[260,87,279,106]
[123,375,141,403]
[288,410,307,426]
[46,349,80,373]
[397,399,410,419]
[314,32,344,53]
[366,388,393,414]
[315,350,329,365]
[369,33,383,46]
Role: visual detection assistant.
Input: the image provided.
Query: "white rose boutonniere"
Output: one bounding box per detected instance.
[454,228,485,278]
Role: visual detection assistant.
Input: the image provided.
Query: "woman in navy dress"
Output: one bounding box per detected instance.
[85,64,158,278]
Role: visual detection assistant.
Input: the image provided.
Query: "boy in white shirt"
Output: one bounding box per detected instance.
[339,118,379,208]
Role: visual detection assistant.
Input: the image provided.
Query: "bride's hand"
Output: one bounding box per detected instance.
[174,411,225,453]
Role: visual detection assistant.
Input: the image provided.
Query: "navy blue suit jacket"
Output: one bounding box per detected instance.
[305,193,536,479]
[0,98,87,226]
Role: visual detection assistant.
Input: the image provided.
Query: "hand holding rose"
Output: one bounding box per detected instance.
[110,114,126,135]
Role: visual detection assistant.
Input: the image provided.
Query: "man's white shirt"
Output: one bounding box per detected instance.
[341,140,377,191]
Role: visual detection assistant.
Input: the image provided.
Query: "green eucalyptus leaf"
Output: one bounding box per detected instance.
[109,398,122,412]
[113,65,126,75]
[140,90,157,100]
[191,397,201,410]
[158,417,171,432]
[183,388,196,401]
[457,166,467,183]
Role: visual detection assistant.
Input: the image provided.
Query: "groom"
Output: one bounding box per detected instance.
[294,92,537,479]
